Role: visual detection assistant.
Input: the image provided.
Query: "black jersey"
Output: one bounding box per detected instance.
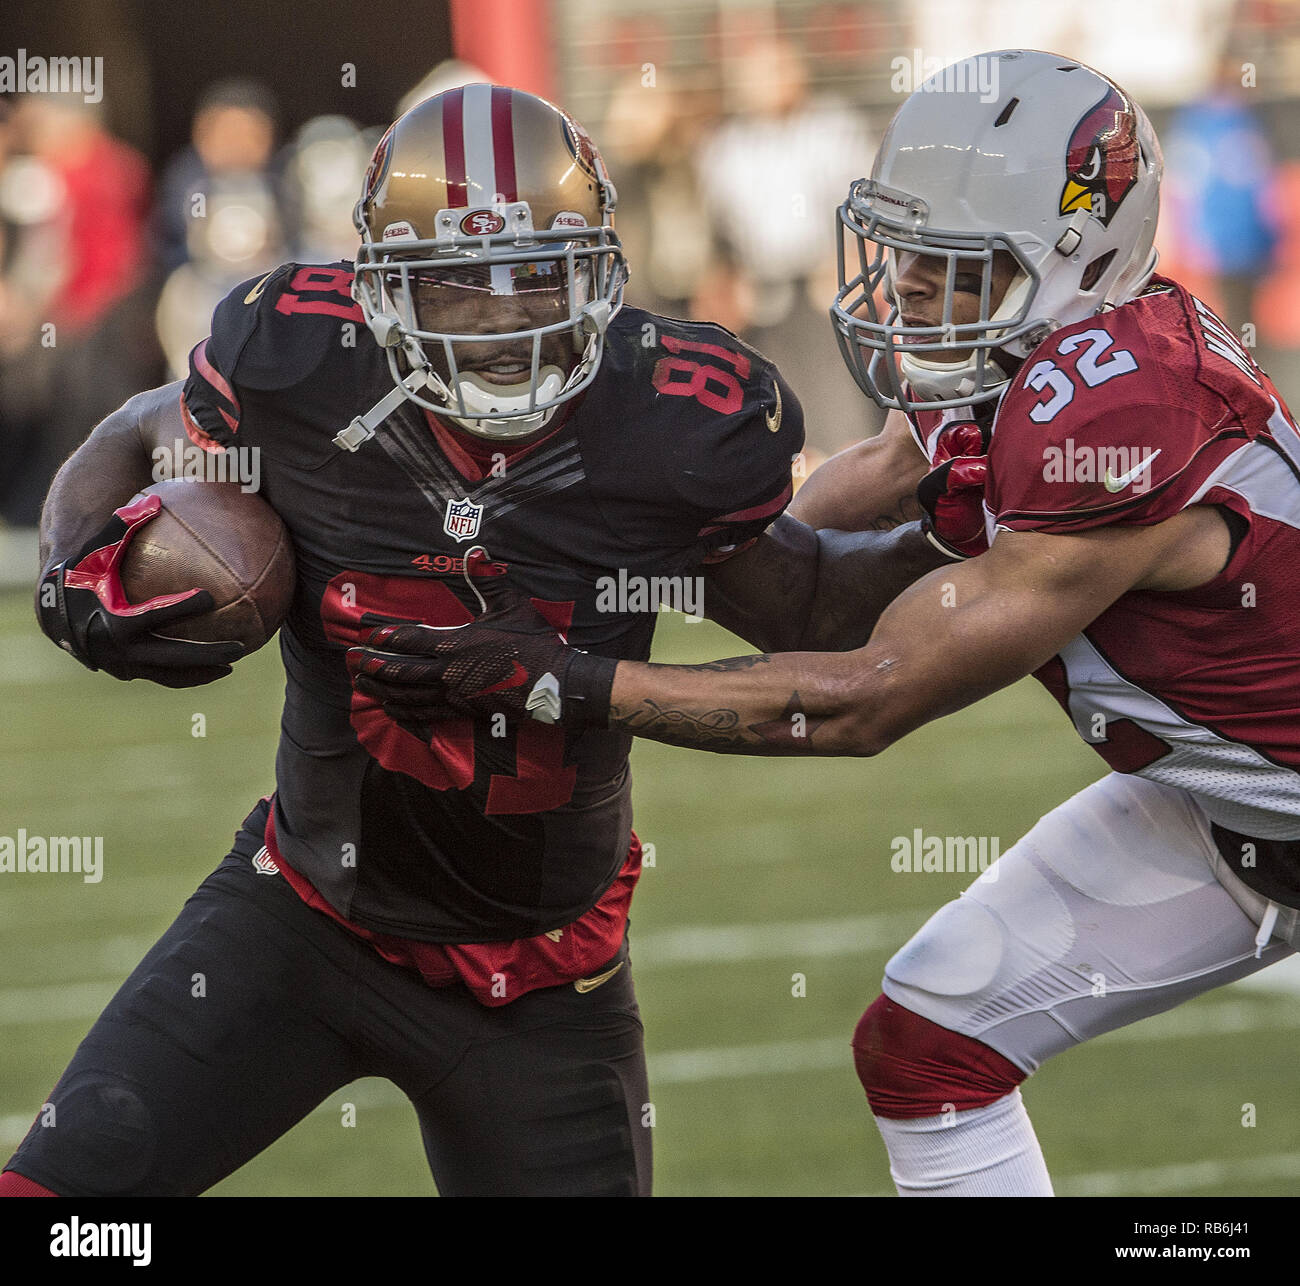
[182,262,803,941]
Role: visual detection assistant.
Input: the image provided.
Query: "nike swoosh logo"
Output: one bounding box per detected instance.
[472,660,530,696]
[765,382,782,433]
[574,960,625,993]
[1103,449,1161,493]
[243,271,275,304]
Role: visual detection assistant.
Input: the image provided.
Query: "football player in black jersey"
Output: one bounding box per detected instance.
[12,87,945,1197]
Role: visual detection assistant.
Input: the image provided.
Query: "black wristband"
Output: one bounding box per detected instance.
[36,561,95,667]
[562,649,619,729]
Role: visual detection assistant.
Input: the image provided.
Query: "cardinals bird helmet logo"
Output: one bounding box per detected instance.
[1059,86,1141,227]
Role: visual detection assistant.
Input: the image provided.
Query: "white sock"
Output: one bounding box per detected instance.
[874,1089,1054,1196]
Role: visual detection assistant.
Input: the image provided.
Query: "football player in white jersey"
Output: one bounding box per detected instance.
[353,50,1300,1195]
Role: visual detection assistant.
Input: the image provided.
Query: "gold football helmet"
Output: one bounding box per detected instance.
[353,85,627,438]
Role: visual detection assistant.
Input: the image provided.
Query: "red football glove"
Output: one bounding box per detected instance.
[350,569,617,729]
[37,493,243,686]
[916,421,990,559]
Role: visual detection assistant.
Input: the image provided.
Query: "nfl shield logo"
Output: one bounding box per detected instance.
[444,497,484,542]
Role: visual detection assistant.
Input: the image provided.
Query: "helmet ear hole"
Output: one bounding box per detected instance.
[1081,249,1117,291]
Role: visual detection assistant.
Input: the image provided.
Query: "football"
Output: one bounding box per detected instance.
[119,478,295,655]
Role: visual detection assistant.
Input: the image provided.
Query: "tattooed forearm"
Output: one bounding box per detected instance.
[609,699,744,744]
[859,514,907,532]
[608,689,822,754]
[677,655,773,675]
[857,494,924,532]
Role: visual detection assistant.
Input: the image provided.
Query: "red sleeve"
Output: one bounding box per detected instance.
[989,400,1249,534]
[987,306,1245,533]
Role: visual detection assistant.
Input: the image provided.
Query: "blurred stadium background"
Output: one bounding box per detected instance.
[3,0,1300,1195]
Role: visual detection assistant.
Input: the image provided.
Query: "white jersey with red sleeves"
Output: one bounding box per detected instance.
[922,278,1300,863]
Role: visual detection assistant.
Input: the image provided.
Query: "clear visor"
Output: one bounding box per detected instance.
[829,178,1042,411]
[354,222,627,421]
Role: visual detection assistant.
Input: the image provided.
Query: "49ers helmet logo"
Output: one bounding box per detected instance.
[561,114,605,184]
[460,209,506,236]
[362,126,394,207]
[1059,86,1140,227]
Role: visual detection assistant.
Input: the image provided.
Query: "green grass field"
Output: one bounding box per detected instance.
[3,587,1299,1196]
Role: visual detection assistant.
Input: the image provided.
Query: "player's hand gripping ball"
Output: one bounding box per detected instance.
[38,480,294,686]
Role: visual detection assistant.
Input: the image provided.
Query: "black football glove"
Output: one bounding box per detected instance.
[916,420,990,560]
[37,493,243,687]
[350,563,616,729]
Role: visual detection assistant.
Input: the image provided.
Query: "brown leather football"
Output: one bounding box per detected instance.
[119,479,295,655]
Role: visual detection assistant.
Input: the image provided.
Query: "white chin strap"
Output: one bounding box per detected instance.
[899,350,1010,403]
[441,367,567,439]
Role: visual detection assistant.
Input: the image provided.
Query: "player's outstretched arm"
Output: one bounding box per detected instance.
[607,507,1232,754]
[785,409,928,532]
[36,383,243,686]
[701,514,949,653]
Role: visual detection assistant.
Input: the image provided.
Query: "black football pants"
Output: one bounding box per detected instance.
[4,840,650,1196]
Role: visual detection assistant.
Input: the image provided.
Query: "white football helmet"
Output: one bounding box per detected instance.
[831,50,1163,411]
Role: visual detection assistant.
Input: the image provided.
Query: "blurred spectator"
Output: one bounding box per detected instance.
[0,96,62,524]
[602,72,719,318]
[0,94,154,525]
[695,36,880,458]
[27,97,149,334]
[285,115,372,264]
[154,78,288,274]
[153,79,290,378]
[1163,56,1281,332]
